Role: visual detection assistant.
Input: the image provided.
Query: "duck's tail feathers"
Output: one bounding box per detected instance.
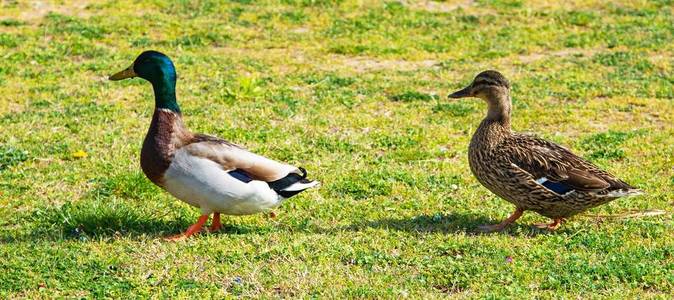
[606,188,645,198]
[268,167,319,198]
[277,179,320,198]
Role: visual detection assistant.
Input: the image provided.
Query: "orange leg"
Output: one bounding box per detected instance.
[534,218,564,231]
[165,214,210,241]
[477,207,524,233]
[209,213,222,232]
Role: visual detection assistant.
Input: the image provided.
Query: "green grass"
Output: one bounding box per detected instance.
[1,0,673,298]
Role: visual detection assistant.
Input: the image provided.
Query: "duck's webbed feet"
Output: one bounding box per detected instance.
[165,214,210,241]
[534,218,564,231]
[477,208,524,233]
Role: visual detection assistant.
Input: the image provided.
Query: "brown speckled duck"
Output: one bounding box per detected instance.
[109,51,319,240]
[448,70,643,232]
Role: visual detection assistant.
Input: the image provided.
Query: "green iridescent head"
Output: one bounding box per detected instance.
[110,50,180,112]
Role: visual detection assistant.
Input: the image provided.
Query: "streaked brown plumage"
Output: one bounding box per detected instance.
[448,70,643,232]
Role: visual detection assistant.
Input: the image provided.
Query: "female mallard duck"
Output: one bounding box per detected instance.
[448,70,643,232]
[109,51,318,240]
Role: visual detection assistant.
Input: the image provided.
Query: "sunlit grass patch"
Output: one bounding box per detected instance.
[579,130,645,161]
[0,0,672,298]
[0,145,28,171]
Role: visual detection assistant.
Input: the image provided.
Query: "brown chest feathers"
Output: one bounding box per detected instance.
[140,109,192,186]
[468,120,510,172]
[468,120,523,205]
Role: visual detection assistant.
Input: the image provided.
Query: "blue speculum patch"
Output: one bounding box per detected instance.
[542,180,574,194]
[229,169,253,183]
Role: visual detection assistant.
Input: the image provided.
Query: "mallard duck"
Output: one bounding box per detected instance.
[448,70,643,232]
[109,51,319,240]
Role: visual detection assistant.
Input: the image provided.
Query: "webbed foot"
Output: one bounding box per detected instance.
[533,218,564,231]
[476,208,524,233]
[164,214,210,241]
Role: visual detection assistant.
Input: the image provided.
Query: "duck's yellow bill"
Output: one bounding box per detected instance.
[109,64,137,81]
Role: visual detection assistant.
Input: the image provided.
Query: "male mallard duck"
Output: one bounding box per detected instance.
[109,51,319,240]
[448,70,643,232]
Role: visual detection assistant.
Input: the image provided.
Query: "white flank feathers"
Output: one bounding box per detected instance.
[162,148,284,215]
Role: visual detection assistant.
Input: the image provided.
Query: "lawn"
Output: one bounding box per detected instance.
[0,0,672,298]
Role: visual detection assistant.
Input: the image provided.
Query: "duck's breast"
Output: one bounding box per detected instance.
[162,148,282,215]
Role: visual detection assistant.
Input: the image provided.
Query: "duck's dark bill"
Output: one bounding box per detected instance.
[109,64,137,81]
[448,86,471,98]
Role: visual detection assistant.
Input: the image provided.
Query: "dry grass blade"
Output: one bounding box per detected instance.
[583,209,668,219]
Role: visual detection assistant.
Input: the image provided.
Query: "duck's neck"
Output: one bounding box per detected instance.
[472,93,512,149]
[484,92,511,129]
[151,77,181,113]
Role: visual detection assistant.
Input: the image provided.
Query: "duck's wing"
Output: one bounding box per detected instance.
[181,133,299,182]
[499,134,634,194]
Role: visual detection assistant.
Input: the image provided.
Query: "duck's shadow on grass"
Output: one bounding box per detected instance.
[330,212,543,236]
[3,205,550,243]
[1,204,262,243]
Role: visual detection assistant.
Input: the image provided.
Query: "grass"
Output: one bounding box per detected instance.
[0,0,672,298]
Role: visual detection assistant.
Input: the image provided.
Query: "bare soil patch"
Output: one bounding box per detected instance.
[18,0,91,21]
[403,0,475,13]
[332,55,439,73]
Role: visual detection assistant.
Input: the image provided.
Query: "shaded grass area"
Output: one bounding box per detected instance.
[0,0,673,298]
